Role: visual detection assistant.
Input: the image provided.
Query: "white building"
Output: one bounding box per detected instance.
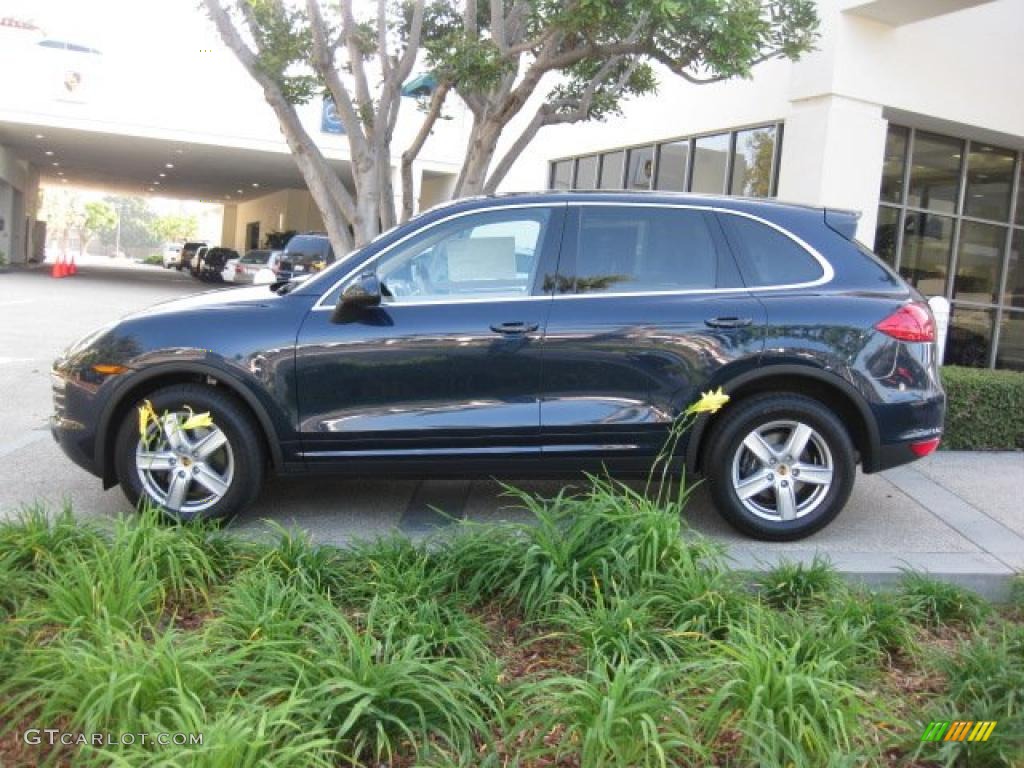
[501,0,1024,370]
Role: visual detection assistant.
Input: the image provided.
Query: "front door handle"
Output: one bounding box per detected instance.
[490,321,539,335]
[705,316,753,329]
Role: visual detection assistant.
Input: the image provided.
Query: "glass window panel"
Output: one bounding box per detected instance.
[730,126,776,197]
[907,132,963,214]
[964,143,1015,221]
[1005,230,1024,309]
[953,221,1006,304]
[597,150,625,189]
[874,206,900,266]
[996,311,1024,371]
[899,212,954,297]
[1017,160,1024,226]
[572,207,720,293]
[944,306,994,368]
[655,140,689,191]
[880,125,908,204]
[373,208,552,303]
[625,145,655,190]
[723,215,823,286]
[691,133,730,194]
[550,160,573,191]
[575,155,598,189]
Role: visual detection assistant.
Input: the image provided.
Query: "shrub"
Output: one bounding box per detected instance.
[941,366,1024,450]
[899,571,989,628]
[700,618,873,766]
[756,555,844,610]
[516,659,703,766]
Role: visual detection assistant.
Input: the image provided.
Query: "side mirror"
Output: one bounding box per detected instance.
[340,272,382,309]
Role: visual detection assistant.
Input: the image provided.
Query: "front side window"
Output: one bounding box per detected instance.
[570,207,722,294]
[370,208,553,303]
[722,214,824,287]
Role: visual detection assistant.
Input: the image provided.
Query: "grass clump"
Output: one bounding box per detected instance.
[899,570,989,628]
[756,555,844,610]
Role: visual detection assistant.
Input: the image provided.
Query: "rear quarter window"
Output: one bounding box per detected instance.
[720,214,824,287]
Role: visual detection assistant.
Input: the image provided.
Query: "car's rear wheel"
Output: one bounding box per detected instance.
[705,393,855,540]
[114,384,264,522]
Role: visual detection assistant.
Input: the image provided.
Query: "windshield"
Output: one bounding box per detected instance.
[240,251,271,264]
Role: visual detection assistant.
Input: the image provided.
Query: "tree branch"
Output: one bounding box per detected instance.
[305,0,367,148]
[400,80,451,222]
[482,57,637,194]
[340,0,374,125]
[490,0,506,52]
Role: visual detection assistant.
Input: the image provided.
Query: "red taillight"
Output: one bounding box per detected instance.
[875,303,935,342]
[910,437,941,457]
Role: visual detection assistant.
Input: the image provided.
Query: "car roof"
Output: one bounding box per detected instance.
[422,190,856,219]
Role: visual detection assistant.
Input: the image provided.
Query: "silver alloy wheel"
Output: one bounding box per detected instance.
[730,419,834,522]
[136,412,234,516]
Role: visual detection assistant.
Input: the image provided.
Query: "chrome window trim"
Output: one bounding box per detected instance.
[311,200,834,311]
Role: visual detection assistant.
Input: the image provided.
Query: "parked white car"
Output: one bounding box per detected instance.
[233,249,284,285]
[162,244,183,268]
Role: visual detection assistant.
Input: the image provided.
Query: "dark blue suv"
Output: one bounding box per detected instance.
[51,192,944,540]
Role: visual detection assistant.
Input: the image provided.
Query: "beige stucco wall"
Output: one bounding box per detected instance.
[221,189,326,251]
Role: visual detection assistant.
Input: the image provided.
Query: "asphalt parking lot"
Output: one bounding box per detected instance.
[1,262,1021,594]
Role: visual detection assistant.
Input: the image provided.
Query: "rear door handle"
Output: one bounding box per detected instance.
[705,316,753,329]
[490,321,539,335]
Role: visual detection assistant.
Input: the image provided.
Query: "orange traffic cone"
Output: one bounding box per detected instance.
[51,253,65,278]
[67,252,77,275]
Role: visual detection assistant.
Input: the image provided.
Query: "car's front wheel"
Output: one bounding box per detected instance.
[705,393,855,541]
[114,384,264,521]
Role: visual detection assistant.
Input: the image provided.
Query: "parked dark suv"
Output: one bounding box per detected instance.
[278,232,335,279]
[51,193,944,540]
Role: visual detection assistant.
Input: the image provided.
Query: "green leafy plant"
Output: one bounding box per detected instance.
[899,571,989,628]
[756,555,844,610]
[941,366,1024,450]
[516,658,703,767]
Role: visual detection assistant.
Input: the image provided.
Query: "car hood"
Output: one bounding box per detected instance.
[128,285,283,318]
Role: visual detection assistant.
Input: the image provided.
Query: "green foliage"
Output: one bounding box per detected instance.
[756,555,844,610]
[1,496,1017,767]
[244,0,318,103]
[83,200,117,239]
[149,213,199,244]
[899,571,989,628]
[516,659,703,766]
[98,196,160,251]
[911,625,1024,766]
[941,366,1024,450]
[700,617,871,766]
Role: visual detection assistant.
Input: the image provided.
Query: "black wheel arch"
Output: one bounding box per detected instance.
[685,363,880,477]
[97,362,286,488]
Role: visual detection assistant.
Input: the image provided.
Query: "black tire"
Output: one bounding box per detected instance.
[705,393,856,541]
[114,384,264,522]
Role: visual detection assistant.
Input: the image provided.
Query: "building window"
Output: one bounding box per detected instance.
[598,150,625,189]
[549,123,782,199]
[730,126,777,197]
[550,160,573,191]
[625,145,655,190]
[575,155,599,189]
[691,133,731,194]
[654,140,689,191]
[876,123,1024,369]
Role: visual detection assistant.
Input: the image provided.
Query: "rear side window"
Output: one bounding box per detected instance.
[721,214,823,286]
[570,207,726,294]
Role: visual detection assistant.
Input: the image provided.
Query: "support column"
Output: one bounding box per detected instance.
[776,94,889,243]
[221,203,238,250]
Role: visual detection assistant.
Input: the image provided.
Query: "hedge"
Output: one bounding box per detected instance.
[941,366,1024,451]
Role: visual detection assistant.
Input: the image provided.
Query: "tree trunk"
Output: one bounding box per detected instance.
[454,118,504,197]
